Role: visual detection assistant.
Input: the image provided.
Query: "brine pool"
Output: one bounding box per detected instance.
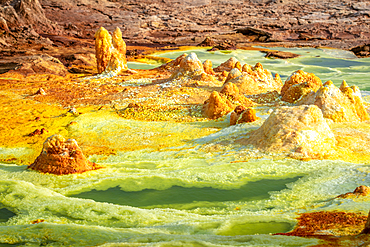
[1,47,370,246]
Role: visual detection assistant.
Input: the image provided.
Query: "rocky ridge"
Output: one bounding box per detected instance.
[0,0,370,51]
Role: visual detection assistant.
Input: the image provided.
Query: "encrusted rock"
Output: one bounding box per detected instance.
[214,57,239,72]
[202,59,215,75]
[241,105,336,159]
[170,52,204,79]
[297,80,370,122]
[247,90,281,104]
[226,62,283,95]
[95,27,112,73]
[224,68,242,84]
[230,106,260,125]
[203,82,254,119]
[203,91,234,119]
[337,185,370,199]
[28,134,101,175]
[34,88,46,95]
[95,27,128,74]
[220,81,254,106]
[281,70,322,103]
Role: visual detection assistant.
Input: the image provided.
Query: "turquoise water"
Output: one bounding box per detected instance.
[0,48,370,246]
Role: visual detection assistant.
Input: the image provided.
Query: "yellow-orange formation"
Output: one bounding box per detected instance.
[241,105,336,159]
[224,68,242,84]
[230,106,260,125]
[220,81,254,106]
[281,70,322,103]
[170,52,204,79]
[298,80,370,122]
[203,91,234,119]
[202,59,215,75]
[225,62,283,95]
[112,27,126,55]
[28,134,101,175]
[203,81,254,119]
[214,57,239,72]
[95,27,127,74]
[337,185,370,199]
[95,27,112,73]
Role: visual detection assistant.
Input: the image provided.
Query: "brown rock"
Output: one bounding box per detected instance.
[0,16,9,32]
[263,50,300,59]
[297,80,370,122]
[197,36,216,47]
[8,54,67,76]
[241,105,336,159]
[281,70,322,103]
[230,107,260,125]
[235,27,273,39]
[350,43,370,58]
[59,53,97,67]
[361,210,370,234]
[208,40,236,51]
[203,91,234,119]
[337,185,370,199]
[0,0,54,33]
[28,134,101,175]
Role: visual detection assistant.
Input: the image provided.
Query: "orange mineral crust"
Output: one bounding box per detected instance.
[276,211,367,237]
[28,134,101,175]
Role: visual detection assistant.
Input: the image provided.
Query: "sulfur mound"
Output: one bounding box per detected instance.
[202,59,215,75]
[203,91,234,119]
[230,106,260,125]
[298,81,370,122]
[220,81,254,106]
[203,82,254,119]
[28,134,101,175]
[281,70,322,103]
[95,27,128,75]
[241,105,336,159]
[226,62,283,95]
[170,52,205,79]
[214,57,240,72]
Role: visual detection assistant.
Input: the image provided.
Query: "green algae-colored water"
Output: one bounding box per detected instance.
[1,48,370,246]
[153,47,370,90]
